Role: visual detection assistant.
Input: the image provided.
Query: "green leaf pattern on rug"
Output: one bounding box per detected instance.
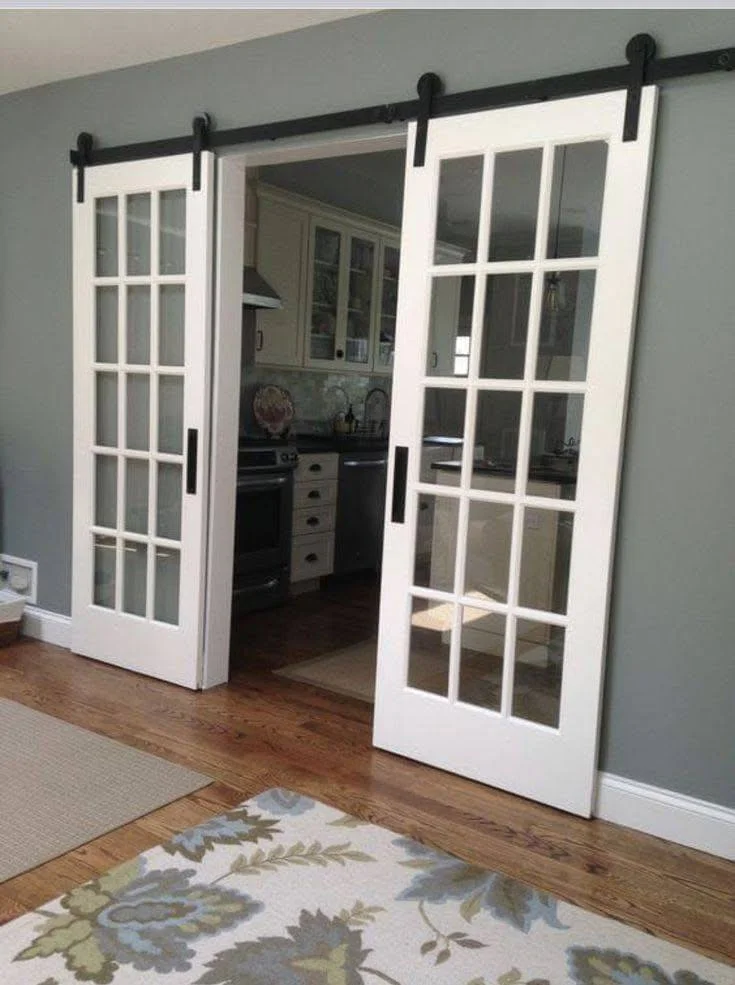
[221,840,376,879]
[196,908,376,985]
[162,807,282,863]
[15,857,262,983]
[567,949,717,985]
[394,837,566,934]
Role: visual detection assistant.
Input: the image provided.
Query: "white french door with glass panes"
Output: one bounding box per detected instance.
[71,154,214,688]
[374,90,657,816]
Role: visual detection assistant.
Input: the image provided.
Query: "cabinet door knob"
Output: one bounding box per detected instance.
[307,490,321,500]
[309,463,322,472]
[336,348,344,359]
[305,552,318,563]
[307,516,319,526]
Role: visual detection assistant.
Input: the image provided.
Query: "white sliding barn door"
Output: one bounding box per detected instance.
[71,154,214,689]
[374,90,657,815]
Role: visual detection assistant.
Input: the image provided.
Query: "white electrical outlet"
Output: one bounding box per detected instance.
[0,554,37,605]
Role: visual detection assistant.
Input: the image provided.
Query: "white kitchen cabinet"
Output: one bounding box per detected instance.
[254,194,308,367]
[305,219,380,372]
[254,184,403,376]
[291,453,338,584]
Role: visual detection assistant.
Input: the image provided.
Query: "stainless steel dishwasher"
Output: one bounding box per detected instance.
[334,451,388,575]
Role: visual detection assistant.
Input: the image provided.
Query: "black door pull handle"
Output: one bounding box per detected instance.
[307,490,321,500]
[305,553,318,563]
[391,446,408,523]
[186,428,198,494]
[309,463,322,472]
[307,516,319,526]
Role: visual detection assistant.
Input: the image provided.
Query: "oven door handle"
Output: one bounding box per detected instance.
[237,473,291,490]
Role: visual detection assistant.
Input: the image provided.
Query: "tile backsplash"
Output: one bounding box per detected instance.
[241,366,392,437]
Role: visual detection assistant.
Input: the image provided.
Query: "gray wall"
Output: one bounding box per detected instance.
[0,10,733,807]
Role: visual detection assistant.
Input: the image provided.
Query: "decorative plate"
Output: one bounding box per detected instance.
[253,384,295,436]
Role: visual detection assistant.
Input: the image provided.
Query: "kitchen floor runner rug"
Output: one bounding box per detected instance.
[0,787,730,984]
[0,697,211,883]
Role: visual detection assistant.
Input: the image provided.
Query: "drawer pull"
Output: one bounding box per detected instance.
[305,553,319,563]
[307,490,321,500]
[306,516,320,526]
[309,463,322,472]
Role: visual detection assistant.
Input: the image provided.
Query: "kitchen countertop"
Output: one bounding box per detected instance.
[293,434,389,454]
[431,460,578,485]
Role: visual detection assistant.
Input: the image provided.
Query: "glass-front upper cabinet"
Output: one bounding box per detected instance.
[308,222,342,364]
[374,241,400,372]
[306,219,379,370]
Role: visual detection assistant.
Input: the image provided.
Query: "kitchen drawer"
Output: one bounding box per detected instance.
[293,479,337,510]
[295,453,338,483]
[292,504,335,537]
[291,532,334,582]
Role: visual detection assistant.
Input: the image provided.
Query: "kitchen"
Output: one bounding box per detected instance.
[229,145,584,712]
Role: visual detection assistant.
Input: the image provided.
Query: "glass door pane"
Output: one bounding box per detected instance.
[345,236,375,366]
[376,243,399,370]
[309,225,341,361]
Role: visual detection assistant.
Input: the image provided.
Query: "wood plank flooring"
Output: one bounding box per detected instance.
[0,635,733,966]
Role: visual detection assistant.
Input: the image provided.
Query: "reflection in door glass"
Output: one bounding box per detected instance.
[155,548,180,624]
[96,373,118,448]
[125,459,149,535]
[414,494,458,593]
[126,193,151,276]
[126,286,150,365]
[479,274,532,380]
[434,156,483,264]
[159,190,186,274]
[126,374,150,452]
[464,501,513,603]
[421,387,466,483]
[95,198,118,277]
[95,456,117,529]
[96,287,118,364]
[528,392,583,499]
[472,391,522,490]
[93,535,116,608]
[518,508,574,615]
[407,596,452,697]
[426,276,475,376]
[536,270,595,382]
[459,607,505,711]
[123,541,147,617]
[547,142,608,259]
[488,149,542,261]
[512,620,565,728]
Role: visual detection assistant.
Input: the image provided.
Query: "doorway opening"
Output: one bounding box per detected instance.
[227,142,407,705]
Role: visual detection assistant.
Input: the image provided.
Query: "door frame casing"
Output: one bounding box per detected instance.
[203,127,408,686]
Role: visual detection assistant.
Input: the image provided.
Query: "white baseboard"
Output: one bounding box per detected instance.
[21,605,71,649]
[596,771,735,861]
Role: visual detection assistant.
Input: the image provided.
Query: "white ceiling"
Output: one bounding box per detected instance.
[0,9,372,97]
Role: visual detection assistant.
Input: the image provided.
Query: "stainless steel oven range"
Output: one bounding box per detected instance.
[233,441,299,615]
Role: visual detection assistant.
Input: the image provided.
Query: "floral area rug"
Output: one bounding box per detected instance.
[0,787,730,984]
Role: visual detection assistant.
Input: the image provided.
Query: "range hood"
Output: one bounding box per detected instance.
[242,266,282,309]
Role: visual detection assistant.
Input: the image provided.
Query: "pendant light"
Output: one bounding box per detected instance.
[544,146,568,314]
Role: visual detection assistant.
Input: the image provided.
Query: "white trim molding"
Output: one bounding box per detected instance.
[596,771,735,861]
[21,605,71,649]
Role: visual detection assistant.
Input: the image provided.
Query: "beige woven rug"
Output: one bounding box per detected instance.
[274,639,380,702]
[0,697,210,882]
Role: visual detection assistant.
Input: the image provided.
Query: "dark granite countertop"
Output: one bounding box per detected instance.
[293,434,389,454]
[431,460,577,485]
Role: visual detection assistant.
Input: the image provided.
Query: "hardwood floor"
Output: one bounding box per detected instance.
[0,635,733,966]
